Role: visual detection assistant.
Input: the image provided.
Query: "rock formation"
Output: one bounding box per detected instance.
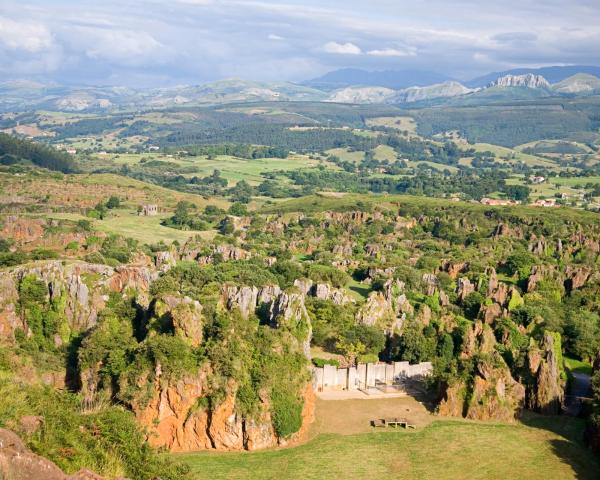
[154,295,204,346]
[525,332,565,414]
[438,321,525,421]
[490,74,550,89]
[0,428,104,480]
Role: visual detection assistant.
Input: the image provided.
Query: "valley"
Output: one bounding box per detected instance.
[1,61,600,480]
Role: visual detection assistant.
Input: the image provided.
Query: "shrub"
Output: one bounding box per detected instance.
[270,385,303,438]
[312,357,339,368]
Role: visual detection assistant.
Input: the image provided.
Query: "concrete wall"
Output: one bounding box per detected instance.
[313,361,432,392]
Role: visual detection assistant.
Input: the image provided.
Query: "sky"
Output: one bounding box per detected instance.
[1,0,600,87]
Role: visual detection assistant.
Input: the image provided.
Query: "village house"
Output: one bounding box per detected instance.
[532,198,558,207]
[139,204,159,216]
[529,175,546,184]
[480,197,519,206]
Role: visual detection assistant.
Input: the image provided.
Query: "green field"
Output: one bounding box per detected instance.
[178,418,598,480]
[49,209,215,244]
[470,143,557,168]
[95,152,327,185]
[551,176,600,186]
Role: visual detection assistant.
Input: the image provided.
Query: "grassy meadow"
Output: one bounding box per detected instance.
[94,152,330,185]
[178,417,599,480]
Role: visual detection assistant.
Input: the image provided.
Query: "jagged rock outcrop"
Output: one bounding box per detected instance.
[321,210,384,229]
[422,273,439,296]
[356,279,410,332]
[527,265,553,292]
[480,302,504,324]
[268,292,312,359]
[528,235,548,256]
[133,366,213,451]
[356,292,395,328]
[1,216,45,243]
[525,332,565,414]
[0,428,104,480]
[490,74,550,89]
[155,249,178,272]
[332,242,354,257]
[311,283,354,305]
[456,277,475,301]
[222,285,259,319]
[154,295,204,347]
[564,265,592,291]
[214,244,250,261]
[0,261,158,341]
[438,321,525,421]
[493,223,523,238]
[221,284,282,319]
[440,260,469,279]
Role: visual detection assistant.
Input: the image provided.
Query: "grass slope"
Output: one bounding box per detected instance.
[178,418,598,480]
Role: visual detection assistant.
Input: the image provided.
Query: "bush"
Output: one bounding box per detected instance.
[307,264,350,288]
[270,385,303,438]
[312,357,339,368]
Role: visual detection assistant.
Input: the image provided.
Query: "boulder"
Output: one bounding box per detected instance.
[0,428,105,480]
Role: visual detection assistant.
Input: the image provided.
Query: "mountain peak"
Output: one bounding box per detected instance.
[489,73,550,89]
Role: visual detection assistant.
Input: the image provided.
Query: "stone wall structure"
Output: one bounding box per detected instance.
[312,361,432,392]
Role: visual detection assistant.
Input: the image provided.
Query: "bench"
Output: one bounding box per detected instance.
[371,418,416,429]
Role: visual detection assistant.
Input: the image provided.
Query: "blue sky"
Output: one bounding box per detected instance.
[1,0,599,87]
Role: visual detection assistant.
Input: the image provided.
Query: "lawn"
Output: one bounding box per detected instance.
[177,417,599,480]
[564,356,593,376]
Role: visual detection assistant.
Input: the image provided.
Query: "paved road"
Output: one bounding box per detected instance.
[564,372,592,416]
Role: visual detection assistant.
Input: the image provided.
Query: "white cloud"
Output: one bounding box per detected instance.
[76,28,165,64]
[268,33,284,40]
[322,41,361,55]
[367,47,416,57]
[0,16,53,52]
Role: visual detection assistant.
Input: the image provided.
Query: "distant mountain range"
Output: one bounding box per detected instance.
[1,65,600,113]
[302,68,454,91]
[465,65,600,87]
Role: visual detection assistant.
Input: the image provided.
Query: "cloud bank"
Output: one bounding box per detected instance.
[0,0,599,86]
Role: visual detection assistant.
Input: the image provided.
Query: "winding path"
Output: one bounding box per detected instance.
[564,372,592,416]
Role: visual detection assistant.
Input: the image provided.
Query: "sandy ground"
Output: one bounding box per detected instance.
[309,395,433,437]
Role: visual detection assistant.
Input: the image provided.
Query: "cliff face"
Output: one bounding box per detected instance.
[130,369,314,452]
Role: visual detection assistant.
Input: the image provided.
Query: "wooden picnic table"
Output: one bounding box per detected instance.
[371,417,416,429]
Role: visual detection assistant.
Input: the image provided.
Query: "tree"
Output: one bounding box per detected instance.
[173,201,192,226]
[504,184,530,202]
[94,201,108,220]
[106,196,120,209]
[229,180,254,203]
[219,217,235,235]
[228,202,248,216]
[564,310,600,362]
